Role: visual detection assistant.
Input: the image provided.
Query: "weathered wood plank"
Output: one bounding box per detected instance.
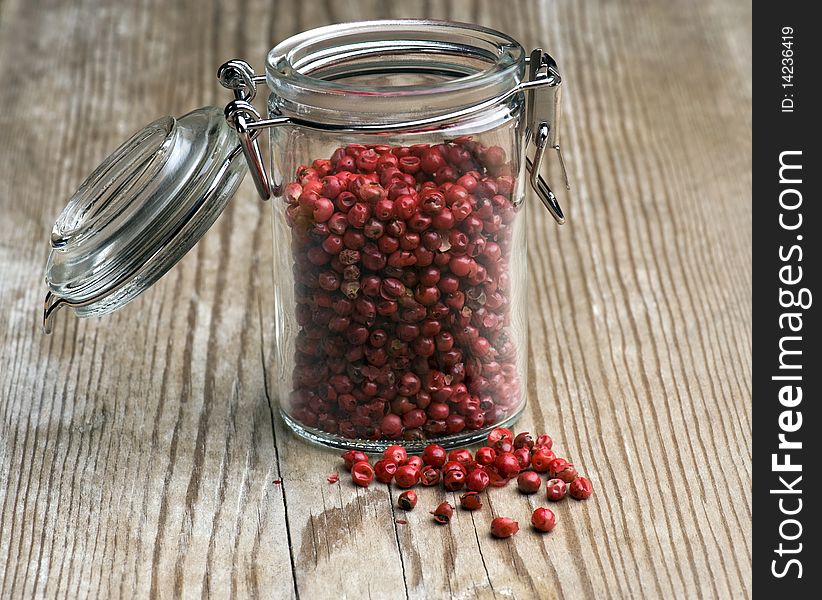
[0,0,752,598]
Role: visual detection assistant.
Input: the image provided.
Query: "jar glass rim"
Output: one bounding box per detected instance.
[265,19,525,124]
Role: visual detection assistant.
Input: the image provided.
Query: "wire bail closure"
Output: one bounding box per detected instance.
[524,48,569,224]
[217,49,569,223]
[217,60,272,200]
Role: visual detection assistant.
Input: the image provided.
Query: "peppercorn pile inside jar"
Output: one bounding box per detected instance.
[282,138,523,442]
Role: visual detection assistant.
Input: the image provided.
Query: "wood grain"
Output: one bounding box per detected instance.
[0,0,752,598]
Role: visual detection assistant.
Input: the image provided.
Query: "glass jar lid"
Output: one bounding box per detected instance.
[43,106,246,330]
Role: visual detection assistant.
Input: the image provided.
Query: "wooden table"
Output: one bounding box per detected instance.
[0,0,752,598]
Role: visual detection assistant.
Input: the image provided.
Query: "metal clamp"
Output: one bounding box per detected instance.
[524,48,569,224]
[217,60,271,200]
[217,50,569,221]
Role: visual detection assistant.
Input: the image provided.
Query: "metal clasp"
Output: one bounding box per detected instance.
[217,60,272,200]
[524,48,569,224]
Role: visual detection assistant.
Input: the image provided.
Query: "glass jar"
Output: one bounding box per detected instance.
[42,20,568,452]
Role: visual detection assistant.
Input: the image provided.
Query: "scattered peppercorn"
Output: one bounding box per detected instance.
[530,449,556,473]
[474,446,497,466]
[351,460,374,487]
[513,447,531,470]
[545,478,567,501]
[493,452,521,479]
[327,472,340,484]
[397,490,418,510]
[516,471,541,494]
[487,427,514,446]
[431,501,454,524]
[548,458,578,483]
[459,491,483,510]
[383,444,407,464]
[374,458,398,484]
[490,517,519,538]
[465,468,490,492]
[569,476,593,500]
[443,469,466,491]
[342,450,369,471]
[421,444,447,468]
[419,465,441,486]
[513,431,534,450]
[531,507,557,533]
[394,464,421,488]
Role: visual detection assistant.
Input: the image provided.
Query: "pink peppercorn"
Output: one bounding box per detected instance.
[548,458,578,483]
[374,458,398,484]
[342,450,368,471]
[448,449,474,470]
[459,492,483,510]
[351,461,374,487]
[442,469,466,491]
[431,501,454,525]
[531,508,556,533]
[441,461,466,476]
[397,490,418,510]
[394,465,420,488]
[490,517,519,539]
[383,444,407,465]
[493,452,521,479]
[516,471,541,494]
[401,455,424,471]
[513,431,535,450]
[421,444,447,468]
[530,449,556,473]
[545,478,568,501]
[474,446,497,466]
[465,468,490,492]
[419,466,441,486]
[569,477,593,500]
[513,447,531,470]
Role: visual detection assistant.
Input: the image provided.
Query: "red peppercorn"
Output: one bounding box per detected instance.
[484,466,509,488]
[531,507,556,533]
[493,452,520,479]
[401,455,424,471]
[492,439,513,454]
[422,444,447,469]
[394,465,420,489]
[534,434,553,450]
[397,490,418,510]
[465,468,490,492]
[381,413,403,438]
[516,471,541,494]
[419,465,441,486]
[442,469,465,491]
[569,476,593,500]
[474,446,497,466]
[351,460,375,487]
[448,449,474,470]
[441,461,466,476]
[548,458,578,483]
[459,491,483,510]
[513,447,531,470]
[530,449,556,473]
[545,478,568,501]
[374,459,398,484]
[431,501,454,525]
[513,431,535,450]
[342,450,369,471]
[490,517,519,538]
[420,148,446,174]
